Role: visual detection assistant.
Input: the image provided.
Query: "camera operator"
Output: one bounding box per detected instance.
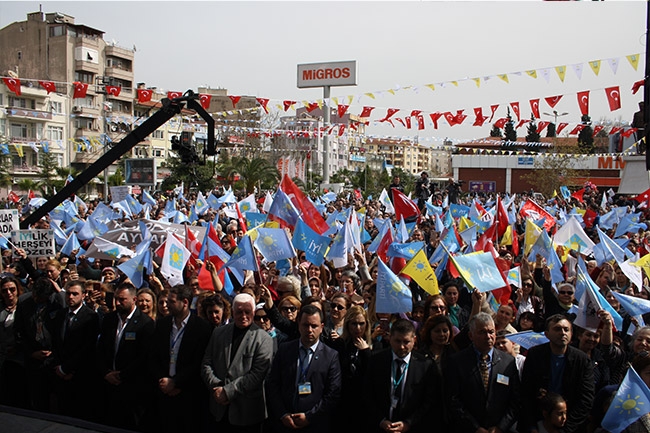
[415,171,431,211]
[446,178,463,205]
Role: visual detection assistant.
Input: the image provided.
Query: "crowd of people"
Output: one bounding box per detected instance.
[0,178,649,433]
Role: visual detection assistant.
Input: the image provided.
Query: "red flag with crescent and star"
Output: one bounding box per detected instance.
[473,107,489,126]
[530,99,540,119]
[199,94,212,110]
[2,77,21,96]
[577,91,590,115]
[105,86,121,97]
[256,98,269,113]
[605,86,621,111]
[227,95,240,108]
[337,104,349,118]
[545,95,562,108]
[167,91,182,100]
[137,89,153,103]
[510,102,520,121]
[38,80,56,94]
[73,82,88,99]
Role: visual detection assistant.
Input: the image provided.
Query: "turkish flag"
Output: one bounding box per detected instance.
[536,121,550,134]
[404,117,412,129]
[632,188,650,207]
[199,93,212,110]
[137,88,153,103]
[556,123,569,135]
[473,107,488,126]
[609,126,623,135]
[337,104,349,118]
[184,225,201,268]
[359,106,375,118]
[280,174,329,235]
[354,189,362,200]
[592,125,605,136]
[583,209,598,229]
[38,80,56,94]
[2,77,21,96]
[453,110,467,125]
[105,85,121,97]
[605,86,621,111]
[622,128,637,138]
[167,91,182,100]
[416,113,426,130]
[489,104,499,122]
[519,199,555,232]
[376,227,393,263]
[429,112,443,129]
[569,124,586,135]
[338,124,346,136]
[256,97,269,113]
[632,79,644,95]
[515,119,530,129]
[545,95,562,108]
[577,90,590,115]
[73,82,88,99]
[530,99,540,119]
[306,102,319,112]
[283,100,296,111]
[496,196,509,237]
[7,191,19,203]
[228,95,241,108]
[379,108,399,123]
[494,118,508,129]
[571,188,585,203]
[510,102,520,121]
[392,188,420,223]
[28,190,35,200]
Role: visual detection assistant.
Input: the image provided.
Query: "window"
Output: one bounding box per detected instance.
[47,126,64,141]
[153,149,163,157]
[50,101,63,114]
[11,123,31,138]
[152,130,164,139]
[74,72,94,84]
[0,94,3,105]
[49,25,64,37]
[8,97,35,109]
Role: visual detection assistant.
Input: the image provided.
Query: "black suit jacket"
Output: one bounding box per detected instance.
[364,349,437,433]
[51,304,100,376]
[265,339,341,433]
[97,308,155,383]
[149,313,212,392]
[520,343,594,433]
[446,347,520,433]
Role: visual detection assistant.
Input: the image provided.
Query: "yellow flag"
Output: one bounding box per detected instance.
[14,143,23,157]
[472,77,481,87]
[401,249,439,295]
[459,216,475,232]
[555,66,566,82]
[627,54,640,71]
[525,70,538,79]
[387,89,396,95]
[501,225,513,246]
[364,92,375,100]
[425,84,435,91]
[524,218,543,256]
[498,74,509,83]
[632,254,650,279]
[589,60,601,76]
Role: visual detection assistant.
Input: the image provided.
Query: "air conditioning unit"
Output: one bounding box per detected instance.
[73,106,82,113]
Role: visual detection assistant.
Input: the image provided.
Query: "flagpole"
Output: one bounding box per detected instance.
[0,232,19,250]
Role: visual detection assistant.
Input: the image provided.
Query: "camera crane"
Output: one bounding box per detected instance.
[19,90,215,229]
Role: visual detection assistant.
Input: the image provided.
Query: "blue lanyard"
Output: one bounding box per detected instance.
[392,360,408,391]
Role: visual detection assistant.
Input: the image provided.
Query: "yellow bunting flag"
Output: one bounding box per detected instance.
[450,81,458,87]
[498,74,509,83]
[364,93,375,99]
[627,54,640,71]
[555,65,566,82]
[400,249,439,295]
[589,60,601,76]
[387,89,396,95]
[472,77,481,87]
[425,84,435,91]
[525,70,538,79]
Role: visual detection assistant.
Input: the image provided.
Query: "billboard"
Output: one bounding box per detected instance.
[125,158,156,186]
[297,61,357,88]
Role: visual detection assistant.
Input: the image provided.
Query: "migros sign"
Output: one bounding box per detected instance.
[597,156,626,169]
[297,61,357,88]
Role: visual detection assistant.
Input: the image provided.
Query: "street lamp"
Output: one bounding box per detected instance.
[542,110,569,127]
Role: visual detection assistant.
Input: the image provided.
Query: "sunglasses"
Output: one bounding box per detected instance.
[280,306,297,313]
[330,303,346,311]
[558,290,574,296]
[254,315,269,322]
[523,283,533,287]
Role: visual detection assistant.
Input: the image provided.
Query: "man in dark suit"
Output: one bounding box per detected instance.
[202,292,273,432]
[446,312,520,433]
[150,284,212,433]
[51,280,99,420]
[97,281,155,430]
[266,304,341,433]
[520,314,594,433]
[365,318,437,433]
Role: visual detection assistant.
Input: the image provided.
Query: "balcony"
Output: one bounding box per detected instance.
[72,105,100,118]
[74,35,100,50]
[6,108,52,121]
[75,59,99,74]
[104,66,133,81]
[105,45,134,61]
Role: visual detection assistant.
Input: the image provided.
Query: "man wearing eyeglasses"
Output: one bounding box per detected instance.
[202,293,273,432]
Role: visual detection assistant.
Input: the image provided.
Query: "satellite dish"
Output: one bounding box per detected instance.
[7,70,18,78]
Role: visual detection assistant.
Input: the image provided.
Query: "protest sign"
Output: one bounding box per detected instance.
[110,186,131,204]
[0,209,19,235]
[103,219,206,251]
[11,229,55,257]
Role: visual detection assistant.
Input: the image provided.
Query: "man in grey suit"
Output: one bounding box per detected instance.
[202,292,274,433]
[265,304,342,433]
[446,312,520,433]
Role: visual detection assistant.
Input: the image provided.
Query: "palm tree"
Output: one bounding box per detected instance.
[16,179,40,195]
[218,156,279,193]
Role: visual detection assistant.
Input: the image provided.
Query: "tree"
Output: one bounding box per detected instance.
[520,144,589,197]
[16,178,40,194]
[38,151,60,196]
[546,122,556,138]
[577,114,594,154]
[490,125,503,138]
[525,114,541,143]
[161,154,217,193]
[0,135,12,190]
[217,156,279,193]
[502,108,517,148]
